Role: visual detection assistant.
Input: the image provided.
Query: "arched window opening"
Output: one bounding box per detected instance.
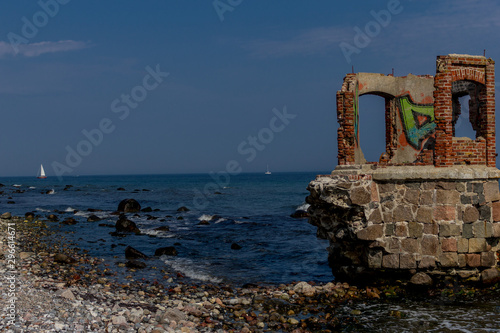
[452,80,484,139]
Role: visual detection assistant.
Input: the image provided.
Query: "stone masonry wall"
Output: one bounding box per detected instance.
[307,167,500,285]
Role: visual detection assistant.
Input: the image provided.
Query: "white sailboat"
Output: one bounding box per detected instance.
[265,165,271,175]
[37,164,47,179]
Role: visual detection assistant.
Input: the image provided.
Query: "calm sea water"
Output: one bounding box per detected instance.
[2,172,499,331]
[0,172,331,285]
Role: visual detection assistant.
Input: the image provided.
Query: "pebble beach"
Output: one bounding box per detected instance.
[0,215,390,333]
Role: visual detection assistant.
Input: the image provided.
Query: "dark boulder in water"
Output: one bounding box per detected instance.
[155,246,178,256]
[117,199,141,213]
[198,220,210,225]
[87,215,101,222]
[7,201,15,204]
[61,217,77,225]
[25,212,35,221]
[115,215,140,233]
[231,243,242,250]
[125,246,148,259]
[87,208,102,212]
[117,187,126,191]
[290,210,309,218]
[47,214,59,221]
[154,226,170,231]
[98,223,115,228]
[126,260,147,269]
[177,206,190,212]
[1,212,11,219]
[177,216,184,220]
[141,207,153,213]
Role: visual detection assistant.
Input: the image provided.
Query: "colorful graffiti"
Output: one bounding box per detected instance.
[397,95,435,150]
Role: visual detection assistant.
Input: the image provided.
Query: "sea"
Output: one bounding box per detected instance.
[1,172,499,332]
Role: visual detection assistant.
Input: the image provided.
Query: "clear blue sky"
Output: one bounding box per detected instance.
[0,0,499,177]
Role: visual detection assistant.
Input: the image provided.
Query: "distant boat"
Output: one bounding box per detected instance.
[37,164,47,179]
[265,165,271,175]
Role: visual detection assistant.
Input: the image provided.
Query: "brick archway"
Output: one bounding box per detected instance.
[433,55,495,167]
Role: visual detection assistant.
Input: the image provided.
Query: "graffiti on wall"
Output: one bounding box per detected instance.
[396,95,435,150]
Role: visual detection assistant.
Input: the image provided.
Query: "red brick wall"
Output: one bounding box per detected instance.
[434,55,495,167]
[452,137,487,165]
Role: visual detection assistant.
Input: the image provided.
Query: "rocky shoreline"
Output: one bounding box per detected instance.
[1,216,500,332]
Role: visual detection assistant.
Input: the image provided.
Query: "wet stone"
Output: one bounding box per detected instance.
[463,224,473,239]
[408,222,424,238]
[481,252,496,267]
[472,221,492,238]
[385,223,395,236]
[439,223,461,237]
[399,253,417,269]
[421,235,439,256]
[478,205,491,221]
[466,254,481,267]
[440,253,458,267]
[418,256,436,269]
[382,254,399,269]
[463,206,479,223]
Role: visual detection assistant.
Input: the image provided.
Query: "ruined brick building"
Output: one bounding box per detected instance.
[307,54,500,285]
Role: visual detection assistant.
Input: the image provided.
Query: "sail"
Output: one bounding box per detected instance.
[40,164,46,177]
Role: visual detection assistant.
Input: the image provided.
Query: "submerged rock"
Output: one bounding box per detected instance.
[54,253,76,264]
[154,226,170,231]
[87,215,101,222]
[231,243,242,250]
[61,218,77,225]
[47,214,59,221]
[155,246,177,256]
[25,212,35,221]
[290,210,309,218]
[115,215,140,234]
[117,199,141,213]
[125,246,148,259]
[177,206,190,212]
[125,260,147,269]
[141,207,153,212]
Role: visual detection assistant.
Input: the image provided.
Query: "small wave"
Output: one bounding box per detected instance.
[12,184,22,187]
[35,207,51,212]
[29,186,36,189]
[214,218,226,224]
[296,203,310,211]
[47,189,56,195]
[65,207,76,212]
[198,214,214,221]
[162,257,222,283]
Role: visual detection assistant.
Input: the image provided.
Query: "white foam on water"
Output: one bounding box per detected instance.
[65,207,76,212]
[161,256,222,283]
[29,186,36,189]
[35,207,51,212]
[141,229,161,237]
[47,189,56,195]
[214,218,226,224]
[296,203,310,211]
[198,214,214,221]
